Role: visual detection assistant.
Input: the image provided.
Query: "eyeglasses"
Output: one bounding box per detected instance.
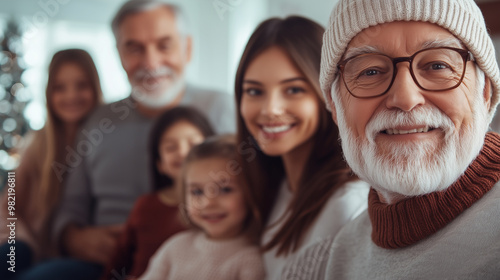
[337,47,474,99]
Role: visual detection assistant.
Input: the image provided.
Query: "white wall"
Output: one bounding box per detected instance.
[267,0,337,26]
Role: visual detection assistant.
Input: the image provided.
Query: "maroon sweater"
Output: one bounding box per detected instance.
[101,193,186,279]
[368,132,500,249]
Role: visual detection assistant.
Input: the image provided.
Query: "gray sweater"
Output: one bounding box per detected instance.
[282,181,500,280]
[53,86,235,239]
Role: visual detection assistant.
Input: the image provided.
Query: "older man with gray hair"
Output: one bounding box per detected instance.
[16,1,235,280]
[282,0,500,279]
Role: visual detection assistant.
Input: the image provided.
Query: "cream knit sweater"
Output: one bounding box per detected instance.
[139,230,265,280]
[281,181,500,280]
[263,180,369,280]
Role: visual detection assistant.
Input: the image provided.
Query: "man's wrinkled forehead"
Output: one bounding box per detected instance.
[341,22,464,61]
[343,37,465,61]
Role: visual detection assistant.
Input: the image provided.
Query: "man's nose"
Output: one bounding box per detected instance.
[142,47,161,70]
[385,63,426,111]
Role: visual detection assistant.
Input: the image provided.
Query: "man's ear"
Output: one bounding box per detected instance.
[484,77,492,111]
[185,35,193,63]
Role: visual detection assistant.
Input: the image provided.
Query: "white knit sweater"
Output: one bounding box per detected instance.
[139,230,265,280]
[262,180,369,280]
[281,181,500,280]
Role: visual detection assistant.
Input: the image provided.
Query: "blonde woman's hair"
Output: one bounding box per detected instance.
[36,49,103,215]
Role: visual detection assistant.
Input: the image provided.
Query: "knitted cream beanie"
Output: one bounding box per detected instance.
[320,0,500,122]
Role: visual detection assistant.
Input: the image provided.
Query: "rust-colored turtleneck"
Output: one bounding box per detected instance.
[368,132,500,249]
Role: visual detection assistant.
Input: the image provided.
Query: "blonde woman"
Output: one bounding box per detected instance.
[0,49,103,279]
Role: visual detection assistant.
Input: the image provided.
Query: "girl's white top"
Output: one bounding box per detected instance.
[140,230,265,280]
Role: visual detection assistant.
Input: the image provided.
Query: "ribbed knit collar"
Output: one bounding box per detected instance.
[368,132,500,249]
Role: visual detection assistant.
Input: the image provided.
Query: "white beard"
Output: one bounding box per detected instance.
[130,66,185,108]
[332,74,489,197]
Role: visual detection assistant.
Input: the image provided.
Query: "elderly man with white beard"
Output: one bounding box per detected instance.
[15,1,235,280]
[281,0,500,279]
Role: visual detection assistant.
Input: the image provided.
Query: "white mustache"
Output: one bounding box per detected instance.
[133,66,175,80]
[365,105,455,143]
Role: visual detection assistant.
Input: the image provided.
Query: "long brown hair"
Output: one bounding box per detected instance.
[178,135,262,244]
[235,16,357,255]
[37,48,103,214]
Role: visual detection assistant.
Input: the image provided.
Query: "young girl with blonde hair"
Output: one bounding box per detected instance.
[140,135,265,280]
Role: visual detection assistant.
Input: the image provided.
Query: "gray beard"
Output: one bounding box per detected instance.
[131,76,185,108]
[331,81,488,197]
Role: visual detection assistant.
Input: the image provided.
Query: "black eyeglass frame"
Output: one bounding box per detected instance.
[337,47,474,99]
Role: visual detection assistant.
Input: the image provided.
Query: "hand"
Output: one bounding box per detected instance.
[62,224,125,265]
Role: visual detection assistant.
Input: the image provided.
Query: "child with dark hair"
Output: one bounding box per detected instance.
[101,106,215,279]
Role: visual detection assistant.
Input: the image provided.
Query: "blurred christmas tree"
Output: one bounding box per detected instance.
[0,19,31,189]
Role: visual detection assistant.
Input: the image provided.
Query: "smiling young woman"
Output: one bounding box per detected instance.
[234,16,370,279]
